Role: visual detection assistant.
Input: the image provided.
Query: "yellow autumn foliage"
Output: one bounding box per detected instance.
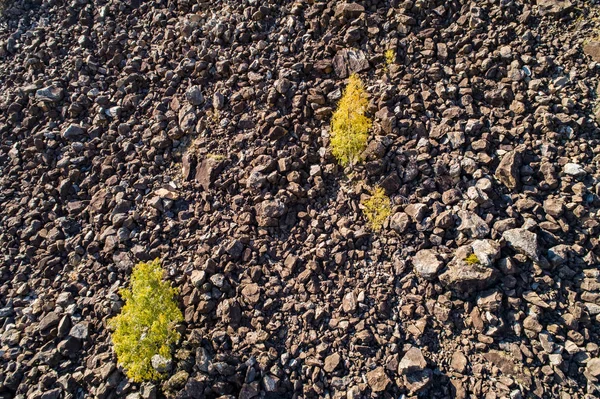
[385,49,395,66]
[361,187,392,231]
[330,74,372,166]
[109,259,183,382]
[464,253,480,265]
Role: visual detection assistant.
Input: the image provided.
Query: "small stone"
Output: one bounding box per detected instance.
[439,253,499,293]
[457,210,490,239]
[262,374,279,392]
[342,291,357,314]
[547,245,570,267]
[390,212,410,233]
[451,351,468,373]
[36,86,64,102]
[63,124,85,140]
[335,3,365,19]
[442,188,462,205]
[190,270,206,287]
[324,353,341,373]
[398,347,427,374]
[585,358,600,382]
[536,0,572,16]
[255,199,286,227]
[69,322,89,341]
[471,239,501,267]
[332,48,370,78]
[38,312,61,333]
[523,315,543,332]
[195,157,225,191]
[412,249,445,280]
[186,86,204,106]
[152,354,172,374]
[225,239,244,259]
[499,45,512,59]
[141,383,157,399]
[164,370,188,391]
[366,366,390,392]
[404,369,433,394]
[495,150,522,189]
[584,40,600,62]
[543,198,564,217]
[563,163,585,177]
[242,283,260,305]
[405,203,427,222]
[502,228,539,261]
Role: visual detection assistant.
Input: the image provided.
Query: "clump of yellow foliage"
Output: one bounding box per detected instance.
[361,187,392,231]
[384,49,395,67]
[330,74,372,166]
[464,253,481,265]
[109,259,183,382]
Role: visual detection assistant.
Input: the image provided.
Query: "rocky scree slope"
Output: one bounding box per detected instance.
[2,0,600,398]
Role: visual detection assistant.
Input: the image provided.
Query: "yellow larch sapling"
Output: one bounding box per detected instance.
[362,187,392,231]
[109,259,183,382]
[330,74,372,166]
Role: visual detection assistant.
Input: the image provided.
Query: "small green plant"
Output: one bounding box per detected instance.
[465,253,480,265]
[330,74,372,166]
[207,153,226,161]
[384,49,395,70]
[109,259,183,382]
[361,187,392,231]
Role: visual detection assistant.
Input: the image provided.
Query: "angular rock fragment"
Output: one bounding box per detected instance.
[342,291,357,314]
[390,212,410,233]
[471,239,501,267]
[38,312,61,333]
[439,253,499,293]
[495,150,522,189]
[536,0,572,16]
[398,347,427,373]
[195,157,225,191]
[335,3,365,19]
[547,244,570,267]
[457,210,490,239]
[584,40,600,62]
[451,351,468,373]
[255,199,286,227]
[324,353,341,373]
[366,367,389,392]
[178,104,197,134]
[332,49,370,78]
[242,283,260,305]
[62,124,85,140]
[412,249,445,280]
[36,86,64,102]
[586,358,600,383]
[563,163,585,177]
[398,348,432,394]
[502,228,539,261]
[185,86,204,106]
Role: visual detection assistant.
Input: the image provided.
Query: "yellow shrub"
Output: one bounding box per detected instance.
[109,259,183,382]
[464,253,480,265]
[330,74,372,166]
[385,49,395,66]
[362,187,391,231]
